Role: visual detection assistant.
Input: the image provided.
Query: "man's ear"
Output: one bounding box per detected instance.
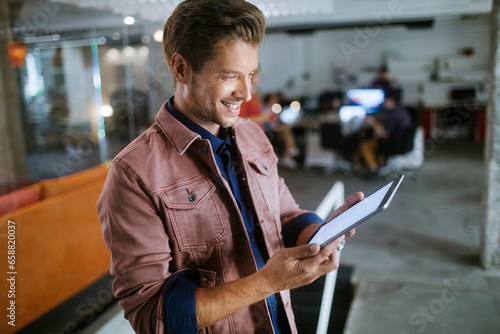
[171,53,190,85]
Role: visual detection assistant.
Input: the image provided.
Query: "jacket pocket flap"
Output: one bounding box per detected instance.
[247,148,278,176]
[198,269,217,288]
[161,176,215,209]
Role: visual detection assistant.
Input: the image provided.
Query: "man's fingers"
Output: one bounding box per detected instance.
[287,243,320,260]
[345,228,356,238]
[343,191,364,210]
[306,236,345,266]
[327,191,364,222]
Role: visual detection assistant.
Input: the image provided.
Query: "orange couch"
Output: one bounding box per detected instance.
[0,163,111,333]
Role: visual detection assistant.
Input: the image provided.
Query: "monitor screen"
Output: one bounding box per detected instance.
[279,101,302,124]
[339,106,366,123]
[346,89,385,113]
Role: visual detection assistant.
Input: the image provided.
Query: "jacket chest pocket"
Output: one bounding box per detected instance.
[247,147,279,211]
[160,175,227,251]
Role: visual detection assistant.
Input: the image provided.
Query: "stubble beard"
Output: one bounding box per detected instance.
[188,77,237,129]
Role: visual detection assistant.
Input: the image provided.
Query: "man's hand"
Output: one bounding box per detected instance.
[296,191,365,245]
[365,115,388,138]
[326,191,364,238]
[196,238,344,328]
[256,192,365,294]
[195,192,365,328]
[256,238,345,295]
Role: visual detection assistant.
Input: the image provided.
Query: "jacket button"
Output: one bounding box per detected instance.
[201,276,207,282]
[199,145,208,155]
[187,194,196,202]
[237,233,246,242]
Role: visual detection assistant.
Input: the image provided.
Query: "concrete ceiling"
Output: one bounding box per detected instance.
[8,0,494,37]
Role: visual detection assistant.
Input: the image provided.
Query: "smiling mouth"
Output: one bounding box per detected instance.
[221,100,240,111]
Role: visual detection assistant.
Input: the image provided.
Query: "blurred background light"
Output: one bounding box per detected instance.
[153,30,163,43]
[123,16,135,25]
[290,100,301,112]
[271,103,282,114]
[99,105,114,117]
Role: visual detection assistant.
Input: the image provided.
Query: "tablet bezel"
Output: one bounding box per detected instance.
[307,174,404,248]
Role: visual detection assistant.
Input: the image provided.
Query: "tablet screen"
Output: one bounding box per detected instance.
[308,176,403,247]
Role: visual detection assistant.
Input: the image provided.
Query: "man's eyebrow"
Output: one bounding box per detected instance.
[217,70,238,75]
[217,67,259,76]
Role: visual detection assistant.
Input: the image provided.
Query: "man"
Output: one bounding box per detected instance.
[360,93,413,174]
[370,66,393,94]
[239,70,299,169]
[97,1,363,333]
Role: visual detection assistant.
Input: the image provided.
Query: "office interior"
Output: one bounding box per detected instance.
[0,0,499,333]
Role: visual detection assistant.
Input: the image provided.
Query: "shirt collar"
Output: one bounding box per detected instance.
[166,97,231,154]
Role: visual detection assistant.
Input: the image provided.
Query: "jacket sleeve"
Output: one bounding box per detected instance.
[97,162,175,334]
[277,176,324,246]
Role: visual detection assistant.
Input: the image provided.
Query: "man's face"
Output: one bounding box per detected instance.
[383,97,396,111]
[180,40,259,135]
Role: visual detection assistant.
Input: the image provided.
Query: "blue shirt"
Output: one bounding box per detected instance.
[162,97,323,333]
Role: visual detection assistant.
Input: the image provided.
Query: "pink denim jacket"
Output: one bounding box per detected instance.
[97,102,309,333]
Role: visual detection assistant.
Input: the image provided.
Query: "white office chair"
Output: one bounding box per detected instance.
[378,126,425,179]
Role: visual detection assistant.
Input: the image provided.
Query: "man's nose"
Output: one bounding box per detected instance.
[236,76,252,102]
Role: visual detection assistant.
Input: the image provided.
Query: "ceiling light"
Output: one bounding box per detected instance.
[123,16,136,25]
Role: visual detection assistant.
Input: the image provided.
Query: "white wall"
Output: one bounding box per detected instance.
[258,16,490,107]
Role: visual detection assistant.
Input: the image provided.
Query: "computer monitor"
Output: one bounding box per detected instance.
[339,106,366,123]
[279,101,302,124]
[346,89,385,113]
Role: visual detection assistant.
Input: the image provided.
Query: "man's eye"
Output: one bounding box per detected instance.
[223,75,237,80]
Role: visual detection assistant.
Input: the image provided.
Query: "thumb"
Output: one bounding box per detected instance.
[346,191,364,206]
[288,243,320,259]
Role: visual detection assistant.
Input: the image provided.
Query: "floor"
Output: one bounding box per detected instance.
[282,138,500,334]
[78,138,500,334]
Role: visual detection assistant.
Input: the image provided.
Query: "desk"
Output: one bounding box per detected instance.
[417,106,485,142]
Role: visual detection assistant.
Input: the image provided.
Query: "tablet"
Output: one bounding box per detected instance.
[307,175,404,248]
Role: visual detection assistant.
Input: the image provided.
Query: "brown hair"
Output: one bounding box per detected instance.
[163,0,266,80]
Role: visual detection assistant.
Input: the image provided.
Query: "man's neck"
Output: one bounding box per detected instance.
[172,96,221,136]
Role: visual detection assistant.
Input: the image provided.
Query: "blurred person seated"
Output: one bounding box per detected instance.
[318,91,342,123]
[359,92,413,176]
[317,91,363,168]
[239,73,299,169]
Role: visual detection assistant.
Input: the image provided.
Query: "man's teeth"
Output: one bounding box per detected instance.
[222,101,239,109]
